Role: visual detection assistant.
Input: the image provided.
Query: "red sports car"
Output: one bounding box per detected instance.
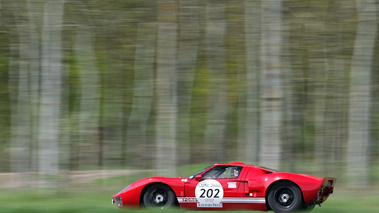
[112,162,336,212]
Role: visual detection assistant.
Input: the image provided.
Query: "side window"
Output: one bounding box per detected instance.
[202,166,242,179]
[218,166,242,179]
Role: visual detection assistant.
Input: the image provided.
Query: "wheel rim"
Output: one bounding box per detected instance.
[274,186,295,208]
[149,188,169,207]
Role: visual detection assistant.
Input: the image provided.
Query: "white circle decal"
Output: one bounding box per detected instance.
[195,180,224,208]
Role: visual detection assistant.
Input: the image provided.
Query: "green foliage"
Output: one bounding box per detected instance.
[1,0,379,189]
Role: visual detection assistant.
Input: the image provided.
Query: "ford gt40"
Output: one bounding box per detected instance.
[112,162,336,212]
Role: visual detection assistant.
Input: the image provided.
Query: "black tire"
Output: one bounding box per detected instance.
[267,182,303,213]
[142,184,176,209]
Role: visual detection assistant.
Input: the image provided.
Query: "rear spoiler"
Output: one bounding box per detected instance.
[314,177,336,205]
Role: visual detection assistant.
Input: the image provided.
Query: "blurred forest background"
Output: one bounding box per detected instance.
[0,0,379,190]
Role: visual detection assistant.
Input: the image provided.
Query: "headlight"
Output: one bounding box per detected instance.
[118,185,130,194]
[114,196,122,207]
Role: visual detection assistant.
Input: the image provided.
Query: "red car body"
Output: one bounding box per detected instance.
[112,162,336,212]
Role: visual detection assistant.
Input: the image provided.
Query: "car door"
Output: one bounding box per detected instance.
[180,165,247,210]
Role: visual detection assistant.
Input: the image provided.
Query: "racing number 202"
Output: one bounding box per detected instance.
[199,189,220,198]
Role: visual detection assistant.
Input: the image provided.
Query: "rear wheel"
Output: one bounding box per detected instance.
[267,182,303,212]
[143,184,176,209]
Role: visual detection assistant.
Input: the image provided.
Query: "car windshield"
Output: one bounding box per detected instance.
[186,165,213,179]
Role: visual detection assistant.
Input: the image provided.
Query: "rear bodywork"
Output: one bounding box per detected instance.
[112,162,336,211]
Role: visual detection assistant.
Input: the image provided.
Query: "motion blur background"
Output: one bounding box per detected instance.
[0,0,379,212]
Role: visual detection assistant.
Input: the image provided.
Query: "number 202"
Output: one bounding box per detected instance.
[200,189,220,198]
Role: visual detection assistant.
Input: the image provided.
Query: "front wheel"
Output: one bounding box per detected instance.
[267,182,303,213]
[142,184,176,209]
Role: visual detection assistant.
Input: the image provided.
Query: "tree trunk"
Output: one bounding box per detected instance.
[259,0,284,170]
[239,0,261,164]
[126,22,156,168]
[281,18,298,173]
[347,0,377,188]
[75,27,101,167]
[38,0,65,187]
[100,70,124,168]
[204,0,227,163]
[26,0,42,178]
[9,24,32,187]
[7,0,43,188]
[176,0,199,165]
[311,46,329,173]
[155,0,178,177]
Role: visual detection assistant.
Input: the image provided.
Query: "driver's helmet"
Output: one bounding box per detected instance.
[230,167,239,178]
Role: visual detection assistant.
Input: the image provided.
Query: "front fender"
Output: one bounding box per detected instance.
[113,177,185,208]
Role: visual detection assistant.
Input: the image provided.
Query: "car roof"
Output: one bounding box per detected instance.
[216,162,256,167]
[215,162,277,172]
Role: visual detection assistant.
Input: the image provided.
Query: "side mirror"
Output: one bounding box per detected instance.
[195,174,202,181]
